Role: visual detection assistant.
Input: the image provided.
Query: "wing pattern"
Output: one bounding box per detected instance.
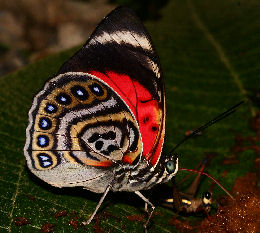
[58,7,166,166]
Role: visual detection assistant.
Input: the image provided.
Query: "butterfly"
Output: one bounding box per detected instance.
[24,6,178,228]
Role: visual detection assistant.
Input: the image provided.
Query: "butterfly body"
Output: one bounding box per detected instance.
[24,7,178,227]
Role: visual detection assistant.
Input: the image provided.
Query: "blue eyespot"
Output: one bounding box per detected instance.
[77,90,83,95]
[44,103,57,114]
[48,105,55,111]
[37,153,53,168]
[89,83,104,96]
[39,117,52,130]
[37,135,49,147]
[55,93,72,105]
[70,85,89,100]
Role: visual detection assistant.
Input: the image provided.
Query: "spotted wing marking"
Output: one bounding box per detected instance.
[25,72,142,172]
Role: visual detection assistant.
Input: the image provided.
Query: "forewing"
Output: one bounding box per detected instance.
[59,7,166,166]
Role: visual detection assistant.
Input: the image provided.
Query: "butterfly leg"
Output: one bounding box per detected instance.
[135,191,155,229]
[84,184,111,225]
[144,202,148,212]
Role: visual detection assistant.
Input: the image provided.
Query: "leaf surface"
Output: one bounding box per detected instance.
[0,0,259,232]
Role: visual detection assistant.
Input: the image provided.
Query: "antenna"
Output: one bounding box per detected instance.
[168,101,244,155]
[179,168,235,200]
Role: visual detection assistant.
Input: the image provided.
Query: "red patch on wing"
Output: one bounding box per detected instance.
[88,71,138,119]
[150,129,165,166]
[88,70,164,166]
[137,100,159,157]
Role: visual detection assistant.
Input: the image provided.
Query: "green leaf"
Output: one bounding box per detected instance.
[0,0,258,232]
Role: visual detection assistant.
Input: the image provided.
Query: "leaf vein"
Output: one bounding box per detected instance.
[187,0,254,116]
[8,166,23,233]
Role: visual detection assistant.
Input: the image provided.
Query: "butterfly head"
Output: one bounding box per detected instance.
[157,154,179,183]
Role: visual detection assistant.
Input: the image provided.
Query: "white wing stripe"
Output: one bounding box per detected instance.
[88,30,152,51]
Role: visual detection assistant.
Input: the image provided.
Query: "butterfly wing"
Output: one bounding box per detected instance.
[24,7,165,191]
[24,72,143,191]
[59,7,166,166]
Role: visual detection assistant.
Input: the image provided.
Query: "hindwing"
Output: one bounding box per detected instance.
[24,72,142,187]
